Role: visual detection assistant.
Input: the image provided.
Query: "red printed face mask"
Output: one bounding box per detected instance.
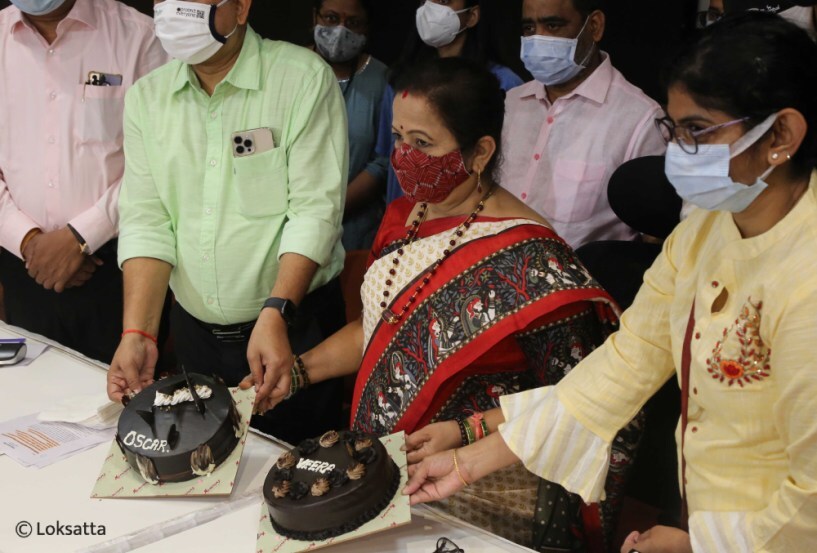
[391,142,472,203]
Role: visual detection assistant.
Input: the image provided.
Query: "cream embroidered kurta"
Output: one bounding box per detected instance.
[499,171,817,552]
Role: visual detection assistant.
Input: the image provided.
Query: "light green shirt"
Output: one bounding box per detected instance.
[118,28,348,324]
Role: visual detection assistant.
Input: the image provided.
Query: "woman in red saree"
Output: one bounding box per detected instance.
[293,57,640,551]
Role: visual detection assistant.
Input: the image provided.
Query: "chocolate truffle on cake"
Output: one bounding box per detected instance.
[264,430,400,540]
[116,373,241,484]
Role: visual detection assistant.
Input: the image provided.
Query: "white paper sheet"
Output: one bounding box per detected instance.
[0,413,114,468]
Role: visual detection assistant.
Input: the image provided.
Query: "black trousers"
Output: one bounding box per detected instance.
[0,242,123,363]
[170,279,346,444]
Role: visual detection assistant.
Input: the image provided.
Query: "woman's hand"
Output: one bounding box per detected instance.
[404,448,470,505]
[621,526,692,553]
[405,420,461,464]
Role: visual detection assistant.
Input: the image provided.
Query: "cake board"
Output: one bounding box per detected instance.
[255,431,411,553]
[90,387,255,499]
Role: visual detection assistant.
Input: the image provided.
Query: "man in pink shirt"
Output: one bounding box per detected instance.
[502,0,666,249]
[0,0,166,361]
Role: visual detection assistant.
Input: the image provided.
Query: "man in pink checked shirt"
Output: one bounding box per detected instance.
[0,0,167,362]
[502,0,666,249]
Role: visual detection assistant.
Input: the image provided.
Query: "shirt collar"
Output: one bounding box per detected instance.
[519,52,614,105]
[171,26,263,94]
[9,0,98,35]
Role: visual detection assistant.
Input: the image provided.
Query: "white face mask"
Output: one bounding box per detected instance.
[664,114,778,213]
[520,17,594,86]
[416,1,472,48]
[314,24,367,63]
[154,0,238,65]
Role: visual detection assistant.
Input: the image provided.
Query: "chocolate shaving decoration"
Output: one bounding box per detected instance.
[356,446,377,465]
[346,462,366,480]
[354,438,373,451]
[276,451,296,470]
[345,441,355,458]
[319,430,339,448]
[121,395,131,407]
[298,439,319,456]
[166,424,180,450]
[289,481,309,500]
[135,454,159,484]
[310,478,331,496]
[229,401,242,437]
[327,467,349,487]
[271,480,291,499]
[190,444,215,475]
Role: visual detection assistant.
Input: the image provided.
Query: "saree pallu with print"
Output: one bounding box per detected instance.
[351,215,618,435]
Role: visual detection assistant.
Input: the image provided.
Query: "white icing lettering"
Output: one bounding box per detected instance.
[120,431,169,453]
[296,458,336,474]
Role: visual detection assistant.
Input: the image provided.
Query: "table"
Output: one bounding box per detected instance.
[0,322,533,553]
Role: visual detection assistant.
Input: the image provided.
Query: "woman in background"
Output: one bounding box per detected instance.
[377,0,526,204]
[312,0,389,250]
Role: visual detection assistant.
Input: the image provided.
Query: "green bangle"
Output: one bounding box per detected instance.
[479,418,489,438]
[463,418,476,445]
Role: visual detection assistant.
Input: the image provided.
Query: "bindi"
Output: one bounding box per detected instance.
[402,90,409,99]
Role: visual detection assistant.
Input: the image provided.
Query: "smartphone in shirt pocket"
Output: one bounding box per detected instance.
[231,128,275,158]
[547,159,608,224]
[231,127,288,217]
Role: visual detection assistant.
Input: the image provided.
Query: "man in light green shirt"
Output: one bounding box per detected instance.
[106,0,348,442]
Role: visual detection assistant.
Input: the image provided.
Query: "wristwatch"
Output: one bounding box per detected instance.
[66,223,91,255]
[262,297,297,326]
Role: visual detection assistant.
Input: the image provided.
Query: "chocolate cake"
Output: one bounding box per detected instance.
[264,430,400,540]
[115,373,242,484]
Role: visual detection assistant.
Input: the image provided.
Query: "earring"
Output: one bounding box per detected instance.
[772,152,780,160]
[476,171,483,194]
[786,153,792,161]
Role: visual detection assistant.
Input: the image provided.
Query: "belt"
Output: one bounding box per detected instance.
[193,317,256,343]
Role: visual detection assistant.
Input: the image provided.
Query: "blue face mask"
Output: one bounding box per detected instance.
[664,114,778,213]
[10,0,68,16]
[520,17,594,86]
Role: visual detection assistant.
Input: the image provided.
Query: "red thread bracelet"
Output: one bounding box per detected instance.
[122,329,158,344]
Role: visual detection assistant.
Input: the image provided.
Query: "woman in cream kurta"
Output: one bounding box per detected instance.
[404,14,817,553]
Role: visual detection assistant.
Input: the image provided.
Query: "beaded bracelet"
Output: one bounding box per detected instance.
[456,419,470,447]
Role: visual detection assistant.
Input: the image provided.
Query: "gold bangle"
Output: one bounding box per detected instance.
[452,449,469,487]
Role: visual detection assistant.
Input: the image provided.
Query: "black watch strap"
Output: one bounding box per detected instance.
[66,223,90,255]
[262,297,297,325]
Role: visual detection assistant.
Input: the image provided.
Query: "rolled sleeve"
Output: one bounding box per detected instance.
[117,87,177,268]
[279,64,348,266]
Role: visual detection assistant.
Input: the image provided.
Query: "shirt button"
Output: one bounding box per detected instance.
[48,181,54,188]
[207,297,214,305]
[694,332,701,339]
[202,254,210,262]
[711,281,719,288]
[521,192,528,200]
[49,91,57,100]
[210,112,217,119]
[533,154,541,161]
[693,387,698,395]
[547,116,554,124]
[48,48,55,55]
[47,136,56,144]
[691,426,698,433]
[209,159,217,167]
[205,207,213,215]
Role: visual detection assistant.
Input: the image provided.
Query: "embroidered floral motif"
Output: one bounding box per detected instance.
[706,298,771,387]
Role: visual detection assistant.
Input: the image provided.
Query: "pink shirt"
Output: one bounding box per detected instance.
[501,54,666,249]
[0,0,167,258]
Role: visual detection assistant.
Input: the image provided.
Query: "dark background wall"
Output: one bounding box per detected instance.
[0,0,698,102]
